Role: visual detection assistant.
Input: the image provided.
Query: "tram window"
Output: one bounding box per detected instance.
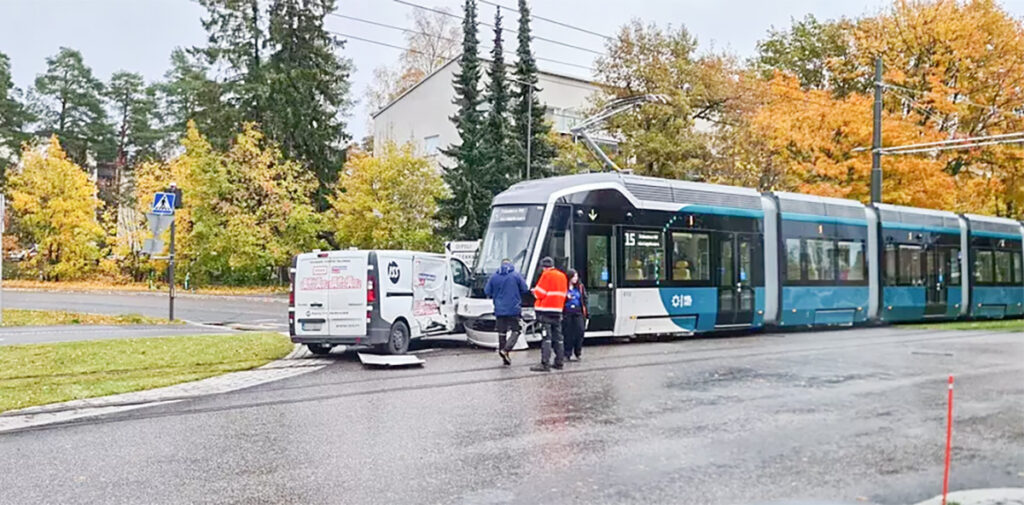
[671,232,710,281]
[994,250,1012,284]
[806,239,835,281]
[884,244,897,285]
[949,248,961,286]
[898,245,923,285]
[1015,252,1023,284]
[974,250,994,284]
[837,240,866,282]
[785,239,802,281]
[623,229,665,283]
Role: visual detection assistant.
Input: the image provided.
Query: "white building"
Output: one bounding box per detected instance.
[371,56,602,166]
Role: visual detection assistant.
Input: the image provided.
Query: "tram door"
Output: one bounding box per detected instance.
[924,247,949,316]
[574,224,614,331]
[716,233,758,327]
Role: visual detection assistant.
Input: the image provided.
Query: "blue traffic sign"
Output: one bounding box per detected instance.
[152,192,176,215]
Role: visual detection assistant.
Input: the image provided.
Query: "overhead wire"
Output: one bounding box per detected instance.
[326,14,596,73]
[392,0,605,56]
[882,82,1022,121]
[476,0,613,41]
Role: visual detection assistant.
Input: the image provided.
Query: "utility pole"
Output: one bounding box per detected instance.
[871,57,883,204]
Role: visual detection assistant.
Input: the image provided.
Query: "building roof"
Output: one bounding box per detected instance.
[370,54,600,119]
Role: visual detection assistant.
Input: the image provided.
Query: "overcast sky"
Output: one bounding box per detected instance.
[4,0,1024,142]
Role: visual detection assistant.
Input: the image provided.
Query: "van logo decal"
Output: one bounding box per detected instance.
[387,261,401,284]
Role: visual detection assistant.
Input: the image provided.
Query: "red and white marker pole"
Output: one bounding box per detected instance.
[941,375,954,505]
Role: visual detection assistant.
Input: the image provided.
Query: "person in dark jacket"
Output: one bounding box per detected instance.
[561,269,588,361]
[484,258,530,366]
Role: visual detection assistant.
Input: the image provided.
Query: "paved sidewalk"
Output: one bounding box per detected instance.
[0,344,331,433]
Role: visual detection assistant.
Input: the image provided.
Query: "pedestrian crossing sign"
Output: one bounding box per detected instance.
[152,192,176,216]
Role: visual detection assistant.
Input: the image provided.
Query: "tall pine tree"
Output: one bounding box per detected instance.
[0,51,33,171]
[106,72,161,191]
[32,48,113,166]
[266,0,353,210]
[158,48,237,150]
[480,7,515,195]
[439,0,487,240]
[510,0,554,179]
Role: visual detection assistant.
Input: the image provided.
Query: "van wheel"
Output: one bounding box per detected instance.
[307,343,332,355]
[381,320,411,355]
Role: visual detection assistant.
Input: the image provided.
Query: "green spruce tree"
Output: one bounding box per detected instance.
[481,7,515,196]
[32,47,113,166]
[440,0,488,240]
[266,0,353,210]
[0,51,33,171]
[196,0,267,125]
[511,0,555,179]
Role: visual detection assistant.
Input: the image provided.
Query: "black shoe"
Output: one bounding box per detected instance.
[552,362,564,370]
[530,363,551,372]
[499,350,511,366]
[575,354,581,361]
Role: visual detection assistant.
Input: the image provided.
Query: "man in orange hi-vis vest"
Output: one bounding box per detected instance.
[530,257,568,372]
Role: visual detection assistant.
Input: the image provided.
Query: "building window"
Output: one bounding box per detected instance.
[623,229,664,282]
[424,135,440,156]
[670,232,709,281]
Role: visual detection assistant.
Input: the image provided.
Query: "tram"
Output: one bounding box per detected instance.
[456,172,1024,346]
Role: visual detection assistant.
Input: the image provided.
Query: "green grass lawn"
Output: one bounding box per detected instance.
[1,308,176,327]
[902,318,1024,331]
[0,332,293,413]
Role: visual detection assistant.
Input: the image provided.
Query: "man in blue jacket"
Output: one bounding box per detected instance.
[484,258,530,366]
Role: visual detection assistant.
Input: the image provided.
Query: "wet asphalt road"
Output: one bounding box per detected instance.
[1,326,1022,505]
[2,289,287,329]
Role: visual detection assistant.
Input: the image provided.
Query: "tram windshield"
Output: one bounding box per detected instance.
[476,205,545,274]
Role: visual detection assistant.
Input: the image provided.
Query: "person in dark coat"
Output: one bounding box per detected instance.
[484,258,530,366]
[562,268,588,361]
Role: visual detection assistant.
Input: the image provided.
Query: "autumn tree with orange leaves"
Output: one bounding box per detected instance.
[600,0,1024,217]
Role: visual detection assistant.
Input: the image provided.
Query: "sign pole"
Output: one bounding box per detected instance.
[169,219,175,321]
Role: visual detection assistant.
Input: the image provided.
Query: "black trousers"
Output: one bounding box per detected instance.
[562,312,585,357]
[537,312,563,366]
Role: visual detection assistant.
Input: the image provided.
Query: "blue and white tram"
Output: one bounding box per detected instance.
[456,172,1024,345]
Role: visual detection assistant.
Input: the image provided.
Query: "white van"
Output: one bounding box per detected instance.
[289,250,473,355]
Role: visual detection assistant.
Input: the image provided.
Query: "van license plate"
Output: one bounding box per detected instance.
[302,322,323,332]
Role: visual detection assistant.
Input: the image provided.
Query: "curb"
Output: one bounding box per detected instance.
[912,488,1024,505]
[0,344,330,433]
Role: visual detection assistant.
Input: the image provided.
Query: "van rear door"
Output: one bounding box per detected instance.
[327,251,369,336]
[413,255,450,334]
[293,252,331,335]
